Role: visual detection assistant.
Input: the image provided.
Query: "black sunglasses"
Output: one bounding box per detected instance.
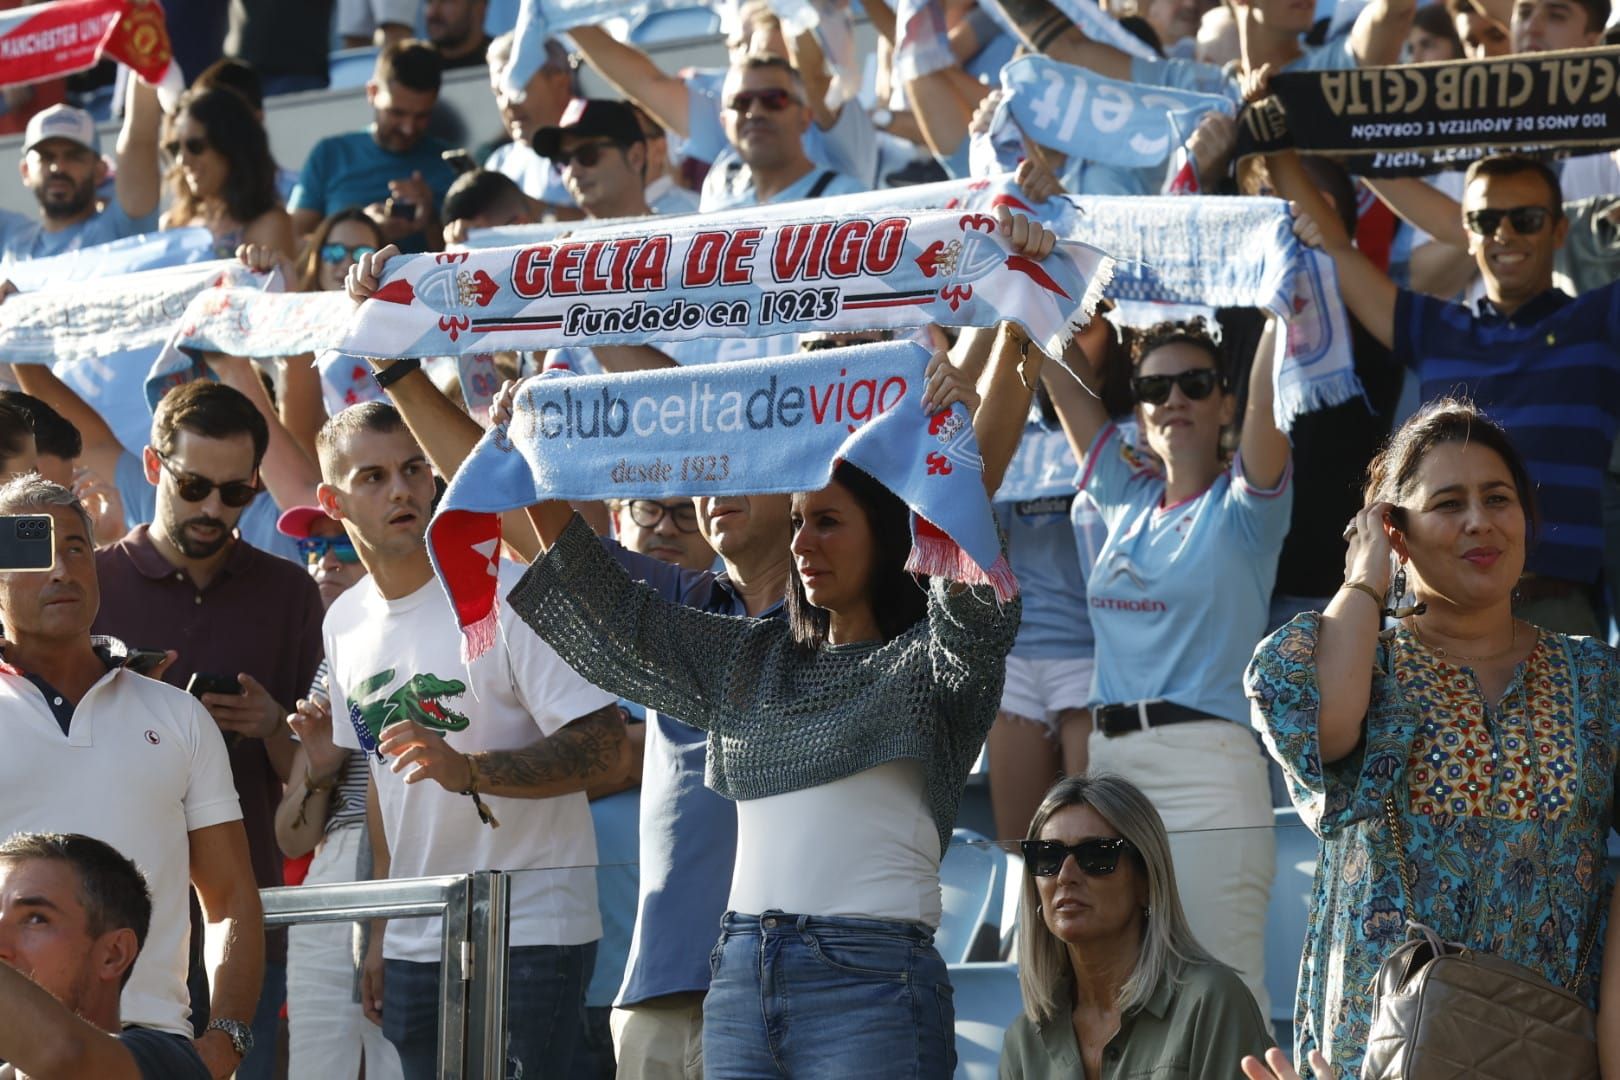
[155,452,259,508]
[627,499,699,533]
[554,139,620,169]
[1129,368,1221,406]
[726,88,798,114]
[163,135,210,159]
[1463,205,1553,237]
[1020,837,1135,878]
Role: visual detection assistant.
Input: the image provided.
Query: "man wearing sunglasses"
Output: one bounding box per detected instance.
[90,381,327,1079]
[566,6,877,196]
[1280,147,1620,635]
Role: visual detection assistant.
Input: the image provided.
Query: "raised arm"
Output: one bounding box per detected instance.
[1348,0,1420,66]
[860,0,985,161]
[566,26,693,138]
[114,78,162,221]
[1365,177,1467,248]
[205,354,322,511]
[1313,502,1395,763]
[997,0,1134,80]
[1037,316,1115,464]
[1238,313,1290,490]
[1267,150,1398,348]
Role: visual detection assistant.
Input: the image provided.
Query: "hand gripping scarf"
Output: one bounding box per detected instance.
[428,340,1016,658]
[341,207,1114,361]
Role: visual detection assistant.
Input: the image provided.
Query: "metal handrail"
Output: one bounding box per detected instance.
[260,872,510,1080]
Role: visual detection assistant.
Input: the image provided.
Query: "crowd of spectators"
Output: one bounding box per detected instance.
[0,0,1617,1078]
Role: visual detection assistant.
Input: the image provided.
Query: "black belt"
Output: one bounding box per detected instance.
[1095,700,1213,737]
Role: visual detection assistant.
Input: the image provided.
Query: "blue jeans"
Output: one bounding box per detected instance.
[384,942,595,1080]
[704,912,955,1080]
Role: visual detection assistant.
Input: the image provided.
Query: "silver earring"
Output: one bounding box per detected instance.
[1388,563,1427,620]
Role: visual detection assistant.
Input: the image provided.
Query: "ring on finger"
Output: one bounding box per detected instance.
[1342,523,1358,540]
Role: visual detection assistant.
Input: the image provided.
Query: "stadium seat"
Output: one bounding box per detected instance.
[328,47,382,92]
[950,961,1023,1079]
[938,830,1006,964]
[1265,806,1317,1046]
[627,6,723,45]
[999,850,1024,960]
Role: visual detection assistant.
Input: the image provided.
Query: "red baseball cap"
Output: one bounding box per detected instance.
[276,506,331,539]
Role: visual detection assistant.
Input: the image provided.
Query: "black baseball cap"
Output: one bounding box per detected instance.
[534,99,645,160]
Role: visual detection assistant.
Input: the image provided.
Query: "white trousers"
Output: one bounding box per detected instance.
[286,823,404,1080]
[1088,719,1276,1020]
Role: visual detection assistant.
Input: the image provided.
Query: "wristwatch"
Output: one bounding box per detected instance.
[206,1017,254,1060]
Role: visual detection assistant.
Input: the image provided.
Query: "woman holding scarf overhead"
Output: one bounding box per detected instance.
[1040,313,1291,1020]
[461,212,1057,1079]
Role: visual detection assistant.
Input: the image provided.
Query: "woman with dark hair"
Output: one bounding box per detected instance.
[1041,313,1292,1019]
[161,86,294,259]
[1002,774,1273,1078]
[297,208,384,294]
[1247,398,1620,1076]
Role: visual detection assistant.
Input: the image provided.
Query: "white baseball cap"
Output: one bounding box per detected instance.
[22,105,100,157]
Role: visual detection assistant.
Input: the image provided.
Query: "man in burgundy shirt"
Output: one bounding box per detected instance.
[91,381,324,1080]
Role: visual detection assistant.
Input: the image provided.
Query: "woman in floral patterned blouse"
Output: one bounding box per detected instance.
[1245,398,1620,1077]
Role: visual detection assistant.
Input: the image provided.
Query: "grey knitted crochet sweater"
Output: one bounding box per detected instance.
[509,514,1021,853]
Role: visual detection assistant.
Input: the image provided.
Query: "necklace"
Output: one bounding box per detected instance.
[1407,617,1520,663]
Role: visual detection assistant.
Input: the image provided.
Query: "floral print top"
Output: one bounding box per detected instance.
[1245,613,1620,1078]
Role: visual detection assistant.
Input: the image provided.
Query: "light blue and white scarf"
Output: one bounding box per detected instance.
[767,0,862,108]
[500,0,694,100]
[428,340,1014,656]
[1062,193,1359,426]
[344,207,1113,360]
[1001,56,1231,170]
[1,226,216,291]
[892,0,956,81]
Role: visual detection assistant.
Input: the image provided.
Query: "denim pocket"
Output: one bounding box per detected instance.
[803,931,915,981]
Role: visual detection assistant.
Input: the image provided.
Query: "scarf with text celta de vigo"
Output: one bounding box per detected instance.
[427,341,1015,659]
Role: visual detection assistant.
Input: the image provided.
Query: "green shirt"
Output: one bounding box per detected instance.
[998,961,1274,1079]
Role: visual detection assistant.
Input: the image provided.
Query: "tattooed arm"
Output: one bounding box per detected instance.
[381,704,632,799]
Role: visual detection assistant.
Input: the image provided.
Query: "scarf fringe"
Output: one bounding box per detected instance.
[1274,364,1365,430]
[460,606,500,664]
[906,534,1020,603]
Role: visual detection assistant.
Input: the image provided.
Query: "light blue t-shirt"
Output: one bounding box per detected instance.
[685,70,879,187]
[1078,423,1292,724]
[1130,34,1358,105]
[699,159,866,213]
[289,130,458,253]
[0,198,159,266]
[115,449,303,565]
[997,495,1093,659]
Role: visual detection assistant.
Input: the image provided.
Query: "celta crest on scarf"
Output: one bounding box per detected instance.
[343,207,1113,360]
[1001,56,1232,170]
[1236,46,1620,176]
[428,340,1015,658]
[0,0,180,93]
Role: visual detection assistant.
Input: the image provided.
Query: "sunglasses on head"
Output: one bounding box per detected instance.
[1129,368,1221,406]
[163,136,210,159]
[296,535,360,565]
[726,88,798,114]
[1020,837,1134,878]
[554,139,619,169]
[155,452,259,508]
[320,242,377,266]
[1463,205,1553,237]
[627,498,699,533]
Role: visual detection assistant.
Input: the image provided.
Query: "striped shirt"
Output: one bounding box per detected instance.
[1393,285,1620,585]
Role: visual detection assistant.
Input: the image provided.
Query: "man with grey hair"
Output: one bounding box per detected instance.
[0,476,264,1080]
[485,33,580,217]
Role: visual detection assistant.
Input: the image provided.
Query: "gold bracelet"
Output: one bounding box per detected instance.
[1341,580,1384,608]
[304,771,337,794]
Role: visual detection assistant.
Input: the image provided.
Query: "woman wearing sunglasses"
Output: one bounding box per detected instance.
[161,87,294,261]
[1004,774,1274,1078]
[1040,314,1291,1019]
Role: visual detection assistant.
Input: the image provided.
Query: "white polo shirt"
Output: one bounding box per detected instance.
[0,657,241,1036]
[326,559,615,963]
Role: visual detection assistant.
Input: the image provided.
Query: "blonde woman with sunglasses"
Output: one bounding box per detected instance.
[1040,313,1291,1019]
[1003,775,1274,1078]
